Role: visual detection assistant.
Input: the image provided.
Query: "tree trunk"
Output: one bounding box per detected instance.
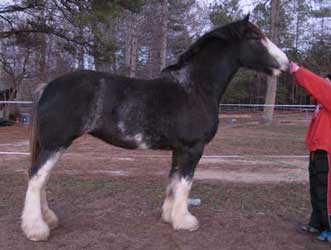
[125,14,133,75]
[37,0,48,83]
[125,14,140,77]
[77,47,85,69]
[159,0,168,72]
[38,35,48,83]
[130,30,138,77]
[77,29,85,69]
[148,0,169,79]
[263,76,278,121]
[263,0,281,124]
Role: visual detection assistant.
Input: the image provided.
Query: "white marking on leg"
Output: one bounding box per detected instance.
[162,177,177,223]
[170,177,199,231]
[41,189,58,230]
[262,38,289,73]
[21,152,61,241]
[162,196,174,223]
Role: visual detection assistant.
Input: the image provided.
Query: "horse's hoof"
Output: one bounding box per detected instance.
[43,209,59,230]
[172,213,199,231]
[22,219,50,241]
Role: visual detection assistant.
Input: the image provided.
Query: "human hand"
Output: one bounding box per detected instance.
[289,62,300,73]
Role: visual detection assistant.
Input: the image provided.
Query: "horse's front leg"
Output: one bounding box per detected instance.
[162,143,203,231]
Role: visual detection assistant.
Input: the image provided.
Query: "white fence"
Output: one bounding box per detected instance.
[0,102,313,158]
[219,104,315,112]
[0,101,315,110]
[0,101,315,124]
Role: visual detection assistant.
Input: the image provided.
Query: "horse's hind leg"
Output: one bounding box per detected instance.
[21,150,62,241]
[41,188,58,229]
[162,144,203,231]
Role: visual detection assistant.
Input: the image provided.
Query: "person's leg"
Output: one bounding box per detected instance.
[314,151,330,231]
[313,151,331,243]
[308,152,322,231]
[327,153,331,231]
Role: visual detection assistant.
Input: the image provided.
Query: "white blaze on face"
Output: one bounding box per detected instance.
[262,38,289,76]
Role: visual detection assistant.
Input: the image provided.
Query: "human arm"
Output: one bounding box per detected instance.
[290,63,331,112]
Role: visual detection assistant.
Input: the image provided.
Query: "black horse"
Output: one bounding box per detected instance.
[22,16,289,241]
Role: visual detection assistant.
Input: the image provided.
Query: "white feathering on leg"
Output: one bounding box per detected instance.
[21,152,61,241]
[41,189,59,229]
[162,176,178,223]
[170,177,199,231]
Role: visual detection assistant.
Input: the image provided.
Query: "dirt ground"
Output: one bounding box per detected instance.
[0,113,329,250]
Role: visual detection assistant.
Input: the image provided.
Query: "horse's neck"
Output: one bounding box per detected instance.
[163,47,239,104]
[190,52,239,104]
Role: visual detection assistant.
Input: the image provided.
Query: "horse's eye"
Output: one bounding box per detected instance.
[246,33,261,40]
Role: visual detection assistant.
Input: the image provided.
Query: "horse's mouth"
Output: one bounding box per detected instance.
[280,62,289,72]
[279,58,290,71]
[268,66,285,77]
[272,69,282,76]
[271,61,289,76]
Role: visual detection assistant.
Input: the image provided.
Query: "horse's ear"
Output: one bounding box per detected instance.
[243,14,250,24]
[233,14,250,38]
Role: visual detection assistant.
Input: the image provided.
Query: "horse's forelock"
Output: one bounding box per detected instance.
[246,22,266,40]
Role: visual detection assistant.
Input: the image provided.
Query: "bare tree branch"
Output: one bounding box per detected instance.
[0,3,42,14]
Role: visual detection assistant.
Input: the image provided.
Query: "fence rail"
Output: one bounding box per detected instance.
[0,102,315,124]
[0,101,33,104]
[219,104,315,108]
[0,101,316,109]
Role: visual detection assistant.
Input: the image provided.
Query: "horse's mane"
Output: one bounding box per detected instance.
[163,17,265,73]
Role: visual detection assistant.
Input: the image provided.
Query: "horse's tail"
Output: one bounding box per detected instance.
[28,84,46,177]
[29,105,41,177]
[33,83,47,101]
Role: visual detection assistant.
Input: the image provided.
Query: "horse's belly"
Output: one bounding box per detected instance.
[90,125,173,150]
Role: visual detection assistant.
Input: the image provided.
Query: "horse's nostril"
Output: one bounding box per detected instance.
[281,63,289,71]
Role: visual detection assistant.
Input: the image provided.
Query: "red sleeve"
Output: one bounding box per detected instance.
[294,67,331,112]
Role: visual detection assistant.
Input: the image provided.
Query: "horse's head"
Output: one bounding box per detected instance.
[235,15,289,76]
[163,16,289,88]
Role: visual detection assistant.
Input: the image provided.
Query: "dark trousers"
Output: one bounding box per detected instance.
[309,150,331,231]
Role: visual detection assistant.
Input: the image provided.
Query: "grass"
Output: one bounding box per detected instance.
[208,122,308,155]
[0,171,309,216]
